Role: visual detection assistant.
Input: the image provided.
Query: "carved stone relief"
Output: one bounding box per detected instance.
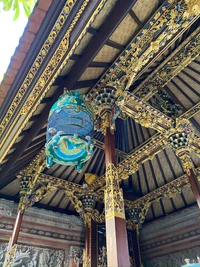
[64,246,83,267]
[0,243,64,267]
[0,199,14,217]
[143,247,200,267]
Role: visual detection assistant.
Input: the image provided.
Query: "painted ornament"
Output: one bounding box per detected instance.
[46,90,94,172]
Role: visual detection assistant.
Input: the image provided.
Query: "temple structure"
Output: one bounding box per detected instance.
[0,0,200,266]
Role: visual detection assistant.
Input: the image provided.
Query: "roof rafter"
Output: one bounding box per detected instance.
[90,102,200,191]
[133,26,200,101]
[90,0,200,95]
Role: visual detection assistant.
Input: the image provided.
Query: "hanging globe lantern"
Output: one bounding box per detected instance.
[46,90,94,172]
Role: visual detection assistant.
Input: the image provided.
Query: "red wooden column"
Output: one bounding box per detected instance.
[70,258,77,267]
[131,225,142,267]
[177,150,200,208]
[3,208,24,267]
[83,221,91,266]
[8,210,24,250]
[104,126,130,267]
[188,168,200,208]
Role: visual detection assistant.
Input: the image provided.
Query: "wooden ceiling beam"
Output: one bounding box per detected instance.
[133,27,200,101]
[129,9,144,28]
[125,166,200,208]
[89,62,112,68]
[70,54,81,61]
[62,0,136,90]
[106,40,125,51]
[90,100,200,191]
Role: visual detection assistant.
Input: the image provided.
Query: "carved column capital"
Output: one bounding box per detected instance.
[126,203,151,229]
[87,86,121,135]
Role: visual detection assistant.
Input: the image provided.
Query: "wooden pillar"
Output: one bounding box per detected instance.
[188,168,200,208]
[83,217,97,267]
[70,258,77,267]
[132,225,142,267]
[83,222,91,267]
[8,210,23,250]
[177,149,200,209]
[3,210,24,267]
[104,127,130,267]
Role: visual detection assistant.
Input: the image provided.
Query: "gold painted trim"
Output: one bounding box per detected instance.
[0,0,78,138]
[89,0,200,96]
[0,0,107,164]
[134,26,200,101]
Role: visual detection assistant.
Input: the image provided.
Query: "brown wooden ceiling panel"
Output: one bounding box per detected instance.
[173,194,185,210]
[59,60,76,77]
[91,0,116,29]
[143,161,157,192]
[49,191,64,207]
[109,13,139,46]
[133,0,159,23]
[131,172,141,195]
[138,166,149,196]
[145,206,153,221]
[57,194,69,209]
[162,197,174,215]
[191,152,200,167]
[182,187,195,205]
[152,201,163,218]
[74,33,94,55]
[0,179,20,196]
[79,67,106,81]
[39,189,56,205]
[93,45,119,63]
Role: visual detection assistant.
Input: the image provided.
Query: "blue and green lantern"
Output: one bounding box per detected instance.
[46,90,94,172]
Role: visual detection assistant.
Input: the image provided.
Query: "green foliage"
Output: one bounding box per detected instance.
[0,0,37,20]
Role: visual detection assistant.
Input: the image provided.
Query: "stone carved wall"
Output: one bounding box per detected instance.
[64,246,83,267]
[0,199,14,217]
[143,247,200,267]
[0,243,64,267]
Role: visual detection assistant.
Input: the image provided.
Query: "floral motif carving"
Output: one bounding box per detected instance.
[105,163,125,220]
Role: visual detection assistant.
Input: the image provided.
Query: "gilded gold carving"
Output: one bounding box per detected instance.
[89,0,199,99]
[98,111,112,136]
[0,0,77,142]
[134,27,200,101]
[67,191,83,214]
[177,151,195,176]
[3,242,17,267]
[183,0,200,18]
[120,160,139,180]
[0,0,107,164]
[91,209,105,223]
[119,92,173,133]
[83,250,91,267]
[97,246,107,267]
[16,149,48,212]
[104,163,125,220]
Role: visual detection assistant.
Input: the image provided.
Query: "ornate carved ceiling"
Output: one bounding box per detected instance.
[0,0,199,222]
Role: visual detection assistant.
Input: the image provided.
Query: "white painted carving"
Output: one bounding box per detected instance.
[0,199,14,217]
[143,247,200,267]
[0,243,64,267]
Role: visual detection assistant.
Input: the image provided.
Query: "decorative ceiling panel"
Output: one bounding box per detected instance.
[109,14,139,46]
[133,0,159,23]
[79,67,106,81]
[93,45,119,62]
[91,0,116,29]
